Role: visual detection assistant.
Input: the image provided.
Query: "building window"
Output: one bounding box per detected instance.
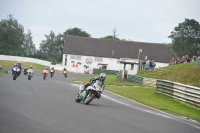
[95,57,103,62]
[70,55,75,60]
[70,55,81,60]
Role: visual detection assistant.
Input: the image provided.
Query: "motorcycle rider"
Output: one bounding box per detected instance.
[50,67,55,76]
[23,67,27,75]
[81,73,106,94]
[42,67,48,74]
[12,61,22,76]
[27,65,34,74]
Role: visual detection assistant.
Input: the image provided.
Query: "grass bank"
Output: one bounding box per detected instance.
[0,60,49,70]
[73,75,200,122]
[137,62,200,87]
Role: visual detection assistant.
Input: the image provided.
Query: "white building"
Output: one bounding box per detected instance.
[62,36,177,76]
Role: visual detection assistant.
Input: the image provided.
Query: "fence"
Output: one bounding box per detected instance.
[156,80,200,108]
[93,68,118,75]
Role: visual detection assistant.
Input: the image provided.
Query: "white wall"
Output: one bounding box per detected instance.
[62,54,169,74]
[0,55,51,66]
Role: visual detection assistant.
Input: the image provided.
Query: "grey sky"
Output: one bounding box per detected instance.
[0,0,200,49]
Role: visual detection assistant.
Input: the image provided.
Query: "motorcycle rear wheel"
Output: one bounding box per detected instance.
[28,75,31,80]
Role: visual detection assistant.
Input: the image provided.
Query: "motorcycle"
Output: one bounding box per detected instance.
[23,69,27,75]
[27,69,33,80]
[12,66,20,80]
[42,70,48,80]
[75,81,102,105]
[63,70,68,78]
[50,69,54,78]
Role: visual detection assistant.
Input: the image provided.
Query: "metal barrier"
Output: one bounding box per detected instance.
[128,75,143,84]
[143,78,157,87]
[156,80,200,108]
[196,58,200,67]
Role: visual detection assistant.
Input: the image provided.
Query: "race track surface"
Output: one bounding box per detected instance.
[0,71,199,133]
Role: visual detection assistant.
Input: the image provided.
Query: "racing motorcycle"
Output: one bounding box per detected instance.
[23,69,27,75]
[12,66,20,80]
[42,70,48,80]
[27,69,33,80]
[75,81,103,105]
[63,70,68,78]
[50,69,54,78]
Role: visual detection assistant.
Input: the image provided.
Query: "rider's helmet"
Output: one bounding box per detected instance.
[45,67,48,70]
[17,61,21,66]
[30,65,32,69]
[25,67,27,69]
[99,73,106,81]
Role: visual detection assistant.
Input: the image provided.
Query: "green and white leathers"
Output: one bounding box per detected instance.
[75,73,106,105]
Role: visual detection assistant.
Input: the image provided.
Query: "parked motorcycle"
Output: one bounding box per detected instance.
[75,81,102,105]
[12,66,20,80]
[27,69,33,80]
[42,70,48,80]
[63,70,68,78]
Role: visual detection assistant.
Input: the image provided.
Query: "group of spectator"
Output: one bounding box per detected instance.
[139,60,156,70]
[169,54,200,66]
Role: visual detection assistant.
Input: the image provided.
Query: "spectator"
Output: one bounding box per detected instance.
[180,56,186,63]
[186,55,190,63]
[152,60,156,70]
[145,60,150,70]
[193,56,196,61]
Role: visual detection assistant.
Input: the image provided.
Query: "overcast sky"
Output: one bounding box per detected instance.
[0,0,200,49]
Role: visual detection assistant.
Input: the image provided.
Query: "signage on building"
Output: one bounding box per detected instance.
[86,57,93,64]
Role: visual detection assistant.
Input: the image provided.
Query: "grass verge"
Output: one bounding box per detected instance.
[0,60,50,70]
[73,75,200,122]
[0,70,8,74]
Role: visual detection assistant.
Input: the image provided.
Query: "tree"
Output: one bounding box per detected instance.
[101,27,120,40]
[23,29,36,57]
[169,19,200,57]
[0,15,25,55]
[63,27,91,37]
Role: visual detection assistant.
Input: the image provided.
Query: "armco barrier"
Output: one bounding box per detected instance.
[116,74,122,82]
[143,78,157,87]
[156,80,200,108]
[128,75,143,84]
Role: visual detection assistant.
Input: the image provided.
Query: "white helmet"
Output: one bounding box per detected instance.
[100,73,106,81]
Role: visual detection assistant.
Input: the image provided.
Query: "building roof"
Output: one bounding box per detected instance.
[64,36,177,63]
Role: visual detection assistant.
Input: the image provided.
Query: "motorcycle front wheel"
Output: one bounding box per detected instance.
[43,75,46,80]
[75,94,81,102]
[84,92,95,105]
[13,73,16,80]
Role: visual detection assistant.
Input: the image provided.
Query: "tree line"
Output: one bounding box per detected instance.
[0,15,200,63]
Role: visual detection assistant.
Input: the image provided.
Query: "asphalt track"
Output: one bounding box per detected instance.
[0,71,200,133]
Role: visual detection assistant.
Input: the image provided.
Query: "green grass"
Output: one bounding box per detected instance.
[73,75,146,87]
[137,62,200,87]
[73,75,200,122]
[106,86,200,121]
[0,70,8,74]
[0,60,50,70]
